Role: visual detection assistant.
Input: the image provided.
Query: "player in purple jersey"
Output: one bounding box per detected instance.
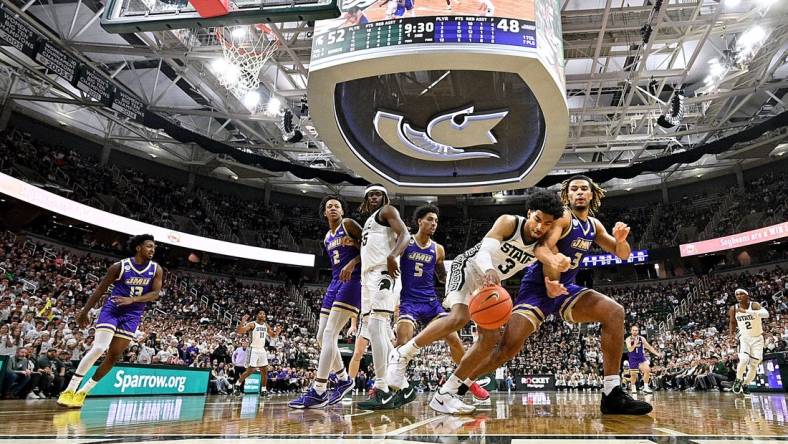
[626,325,662,394]
[464,176,653,415]
[57,234,163,408]
[290,195,362,409]
[394,205,488,404]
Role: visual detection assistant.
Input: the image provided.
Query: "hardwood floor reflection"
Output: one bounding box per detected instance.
[0,391,785,441]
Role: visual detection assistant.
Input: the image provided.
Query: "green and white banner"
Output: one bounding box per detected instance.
[80,363,210,396]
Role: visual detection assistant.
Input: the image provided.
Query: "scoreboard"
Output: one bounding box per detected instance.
[312,16,536,61]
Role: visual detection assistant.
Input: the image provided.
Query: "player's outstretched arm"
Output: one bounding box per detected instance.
[342,218,363,242]
[237,314,255,335]
[435,243,447,284]
[592,219,631,260]
[381,205,411,278]
[749,302,769,318]
[642,338,662,357]
[476,214,517,286]
[77,261,122,328]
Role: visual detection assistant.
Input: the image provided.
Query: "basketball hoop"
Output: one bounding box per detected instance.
[213,23,280,98]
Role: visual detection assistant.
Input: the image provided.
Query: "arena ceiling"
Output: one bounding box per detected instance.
[0,0,786,199]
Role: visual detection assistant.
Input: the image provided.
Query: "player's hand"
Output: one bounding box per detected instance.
[346,322,357,337]
[113,296,136,306]
[612,222,630,243]
[482,269,501,287]
[339,262,355,282]
[241,314,250,323]
[552,253,571,273]
[341,237,358,248]
[386,255,400,278]
[76,310,90,329]
[545,277,568,298]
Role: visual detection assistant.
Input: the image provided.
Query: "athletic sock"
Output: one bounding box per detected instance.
[77,378,98,395]
[400,339,421,359]
[314,381,328,395]
[336,369,349,382]
[457,384,469,396]
[443,374,463,394]
[66,374,83,392]
[602,375,620,396]
[464,377,473,386]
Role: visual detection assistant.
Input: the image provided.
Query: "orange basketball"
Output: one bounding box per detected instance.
[469,285,512,330]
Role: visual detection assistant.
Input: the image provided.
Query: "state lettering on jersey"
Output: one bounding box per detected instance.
[571,238,593,251]
[736,314,755,322]
[407,251,434,263]
[500,242,534,264]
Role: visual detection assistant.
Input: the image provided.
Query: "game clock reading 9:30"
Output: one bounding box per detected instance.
[404,21,434,35]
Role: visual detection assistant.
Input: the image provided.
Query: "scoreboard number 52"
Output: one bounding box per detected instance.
[496,19,521,33]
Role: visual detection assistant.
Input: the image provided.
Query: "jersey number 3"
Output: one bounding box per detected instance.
[498,258,516,275]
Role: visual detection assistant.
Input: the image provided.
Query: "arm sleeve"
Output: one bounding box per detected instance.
[474,237,501,272]
[749,308,769,318]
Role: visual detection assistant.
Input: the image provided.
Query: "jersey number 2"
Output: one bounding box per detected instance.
[745,320,752,330]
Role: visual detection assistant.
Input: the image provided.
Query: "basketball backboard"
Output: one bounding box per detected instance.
[101,0,339,33]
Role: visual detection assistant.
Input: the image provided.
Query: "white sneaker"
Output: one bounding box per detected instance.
[26,392,40,400]
[429,390,476,415]
[642,385,653,394]
[630,386,637,394]
[385,347,411,390]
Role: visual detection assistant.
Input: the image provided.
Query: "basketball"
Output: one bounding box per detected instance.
[469,285,512,330]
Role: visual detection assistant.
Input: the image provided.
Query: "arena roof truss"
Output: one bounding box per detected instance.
[0,0,786,197]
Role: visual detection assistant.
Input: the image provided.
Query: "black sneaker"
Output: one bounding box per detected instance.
[397,385,417,408]
[233,385,242,396]
[260,390,269,398]
[357,388,397,410]
[742,385,751,397]
[600,386,653,415]
[732,379,742,394]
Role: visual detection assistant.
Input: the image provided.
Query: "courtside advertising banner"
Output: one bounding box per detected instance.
[243,373,262,394]
[79,364,210,396]
[517,374,555,391]
[679,222,788,257]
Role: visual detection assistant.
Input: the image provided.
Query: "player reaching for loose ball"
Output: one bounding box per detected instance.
[387,190,570,414]
[729,288,769,396]
[234,309,282,397]
[57,234,163,408]
[626,325,663,394]
[458,175,653,415]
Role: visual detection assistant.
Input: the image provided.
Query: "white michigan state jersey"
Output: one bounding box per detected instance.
[249,322,268,349]
[361,208,398,272]
[735,303,764,337]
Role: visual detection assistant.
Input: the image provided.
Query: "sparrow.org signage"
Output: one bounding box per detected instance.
[243,373,262,394]
[580,250,649,268]
[80,364,210,396]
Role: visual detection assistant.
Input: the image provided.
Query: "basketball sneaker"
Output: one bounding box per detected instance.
[600,386,652,415]
[391,385,417,408]
[67,391,87,409]
[327,378,355,406]
[469,382,490,401]
[386,347,411,390]
[288,387,328,409]
[357,388,397,410]
[642,385,653,394]
[732,379,742,394]
[430,390,476,415]
[742,385,751,397]
[56,389,75,407]
[233,384,242,396]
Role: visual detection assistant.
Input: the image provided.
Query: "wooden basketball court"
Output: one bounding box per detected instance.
[1,392,785,443]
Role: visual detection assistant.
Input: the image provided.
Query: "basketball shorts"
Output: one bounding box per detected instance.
[398,297,447,328]
[739,335,764,361]
[512,281,592,329]
[361,266,398,316]
[95,305,143,340]
[357,313,396,342]
[628,354,648,369]
[247,347,269,368]
[322,277,362,318]
[444,251,485,308]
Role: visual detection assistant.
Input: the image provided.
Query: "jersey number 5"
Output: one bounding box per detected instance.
[361,232,369,246]
[414,262,423,277]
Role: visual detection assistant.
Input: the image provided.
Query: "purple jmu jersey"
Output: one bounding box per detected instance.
[400,239,438,302]
[96,257,158,339]
[325,225,361,280]
[522,212,597,286]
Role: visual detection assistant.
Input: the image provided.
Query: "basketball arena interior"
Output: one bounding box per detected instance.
[0,0,786,442]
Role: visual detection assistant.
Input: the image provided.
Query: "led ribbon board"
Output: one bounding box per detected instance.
[0,173,315,267]
[308,0,568,194]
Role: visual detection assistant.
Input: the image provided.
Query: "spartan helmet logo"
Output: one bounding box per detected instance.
[374,106,508,161]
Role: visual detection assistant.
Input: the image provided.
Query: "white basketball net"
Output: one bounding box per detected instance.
[214,24,280,98]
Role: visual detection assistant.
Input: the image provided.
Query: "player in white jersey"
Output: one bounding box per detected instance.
[234,309,282,396]
[387,190,570,414]
[344,184,411,410]
[729,288,769,396]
